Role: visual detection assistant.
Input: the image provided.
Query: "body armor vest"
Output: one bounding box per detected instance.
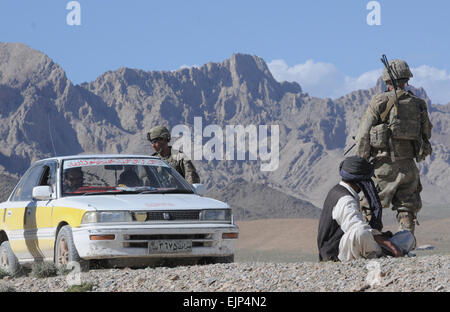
[370,90,424,160]
[388,92,422,141]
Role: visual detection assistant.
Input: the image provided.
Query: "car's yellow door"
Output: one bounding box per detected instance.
[6,163,56,261]
[6,165,44,261]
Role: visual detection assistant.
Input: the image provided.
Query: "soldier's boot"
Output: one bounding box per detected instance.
[397,211,416,234]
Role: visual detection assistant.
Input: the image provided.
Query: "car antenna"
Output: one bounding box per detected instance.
[47,111,57,157]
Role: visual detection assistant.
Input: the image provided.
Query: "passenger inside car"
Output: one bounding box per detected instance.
[118,167,143,187]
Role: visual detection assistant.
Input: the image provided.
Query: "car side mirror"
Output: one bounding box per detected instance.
[192,184,206,196]
[32,186,53,201]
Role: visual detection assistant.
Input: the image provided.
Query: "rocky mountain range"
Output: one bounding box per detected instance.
[0,42,448,218]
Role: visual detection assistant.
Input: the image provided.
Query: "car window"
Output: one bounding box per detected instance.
[40,166,51,186]
[39,162,56,186]
[150,166,186,189]
[61,157,193,196]
[10,164,45,202]
[39,162,57,191]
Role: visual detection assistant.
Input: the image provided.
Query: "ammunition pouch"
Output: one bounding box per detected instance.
[370,123,390,149]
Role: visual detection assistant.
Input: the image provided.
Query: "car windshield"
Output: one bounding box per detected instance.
[61,157,194,196]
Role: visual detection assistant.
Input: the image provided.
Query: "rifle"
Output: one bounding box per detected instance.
[344,136,356,156]
[380,54,399,161]
[380,54,399,116]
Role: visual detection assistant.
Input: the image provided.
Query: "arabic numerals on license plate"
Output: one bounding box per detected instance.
[149,240,192,253]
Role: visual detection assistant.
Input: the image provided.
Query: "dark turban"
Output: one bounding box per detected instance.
[339,156,383,231]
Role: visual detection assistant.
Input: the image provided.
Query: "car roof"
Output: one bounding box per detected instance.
[35,154,161,164]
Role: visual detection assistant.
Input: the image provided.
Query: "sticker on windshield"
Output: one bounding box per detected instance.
[64,158,167,169]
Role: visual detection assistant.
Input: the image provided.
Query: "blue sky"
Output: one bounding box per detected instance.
[1,0,449,103]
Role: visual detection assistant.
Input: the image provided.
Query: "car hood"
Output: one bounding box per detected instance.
[58,194,229,211]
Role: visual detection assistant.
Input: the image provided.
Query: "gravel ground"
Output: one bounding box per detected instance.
[0,254,448,292]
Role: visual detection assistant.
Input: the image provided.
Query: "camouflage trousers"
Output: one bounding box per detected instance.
[361,158,422,232]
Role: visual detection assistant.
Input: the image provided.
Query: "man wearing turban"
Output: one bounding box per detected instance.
[317,156,402,262]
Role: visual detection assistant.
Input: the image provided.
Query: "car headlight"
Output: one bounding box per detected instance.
[200,209,232,222]
[82,211,133,224]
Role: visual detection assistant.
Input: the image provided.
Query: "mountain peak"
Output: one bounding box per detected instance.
[0,43,67,88]
[226,53,274,81]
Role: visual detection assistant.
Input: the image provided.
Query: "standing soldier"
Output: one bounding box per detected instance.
[355,58,433,234]
[147,126,200,184]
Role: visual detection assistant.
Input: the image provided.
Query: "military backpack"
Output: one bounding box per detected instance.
[370,90,428,160]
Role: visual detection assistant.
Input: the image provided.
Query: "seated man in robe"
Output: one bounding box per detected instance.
[317,156,408,262]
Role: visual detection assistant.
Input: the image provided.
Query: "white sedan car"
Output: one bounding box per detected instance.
[0,155,238,273]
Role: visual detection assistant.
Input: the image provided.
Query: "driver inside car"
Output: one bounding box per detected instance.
[63,167,84,194]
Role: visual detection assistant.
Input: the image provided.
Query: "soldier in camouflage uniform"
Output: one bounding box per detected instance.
[355,59,433,234]
[147,126,200,185]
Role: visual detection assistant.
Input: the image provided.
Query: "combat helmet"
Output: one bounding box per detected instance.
[382,59,413,82]
[147,126,171,142]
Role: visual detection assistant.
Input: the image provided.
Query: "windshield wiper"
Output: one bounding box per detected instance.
[139,188,194,194]
[76,187,193,196]
[81,190,127,196]
[159,189,194,194]
[80,186,158,196]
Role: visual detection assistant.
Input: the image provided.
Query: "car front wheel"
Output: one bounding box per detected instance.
[55,225,89,271]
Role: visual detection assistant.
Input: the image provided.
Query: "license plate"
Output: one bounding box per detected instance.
[148,240,192,253]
